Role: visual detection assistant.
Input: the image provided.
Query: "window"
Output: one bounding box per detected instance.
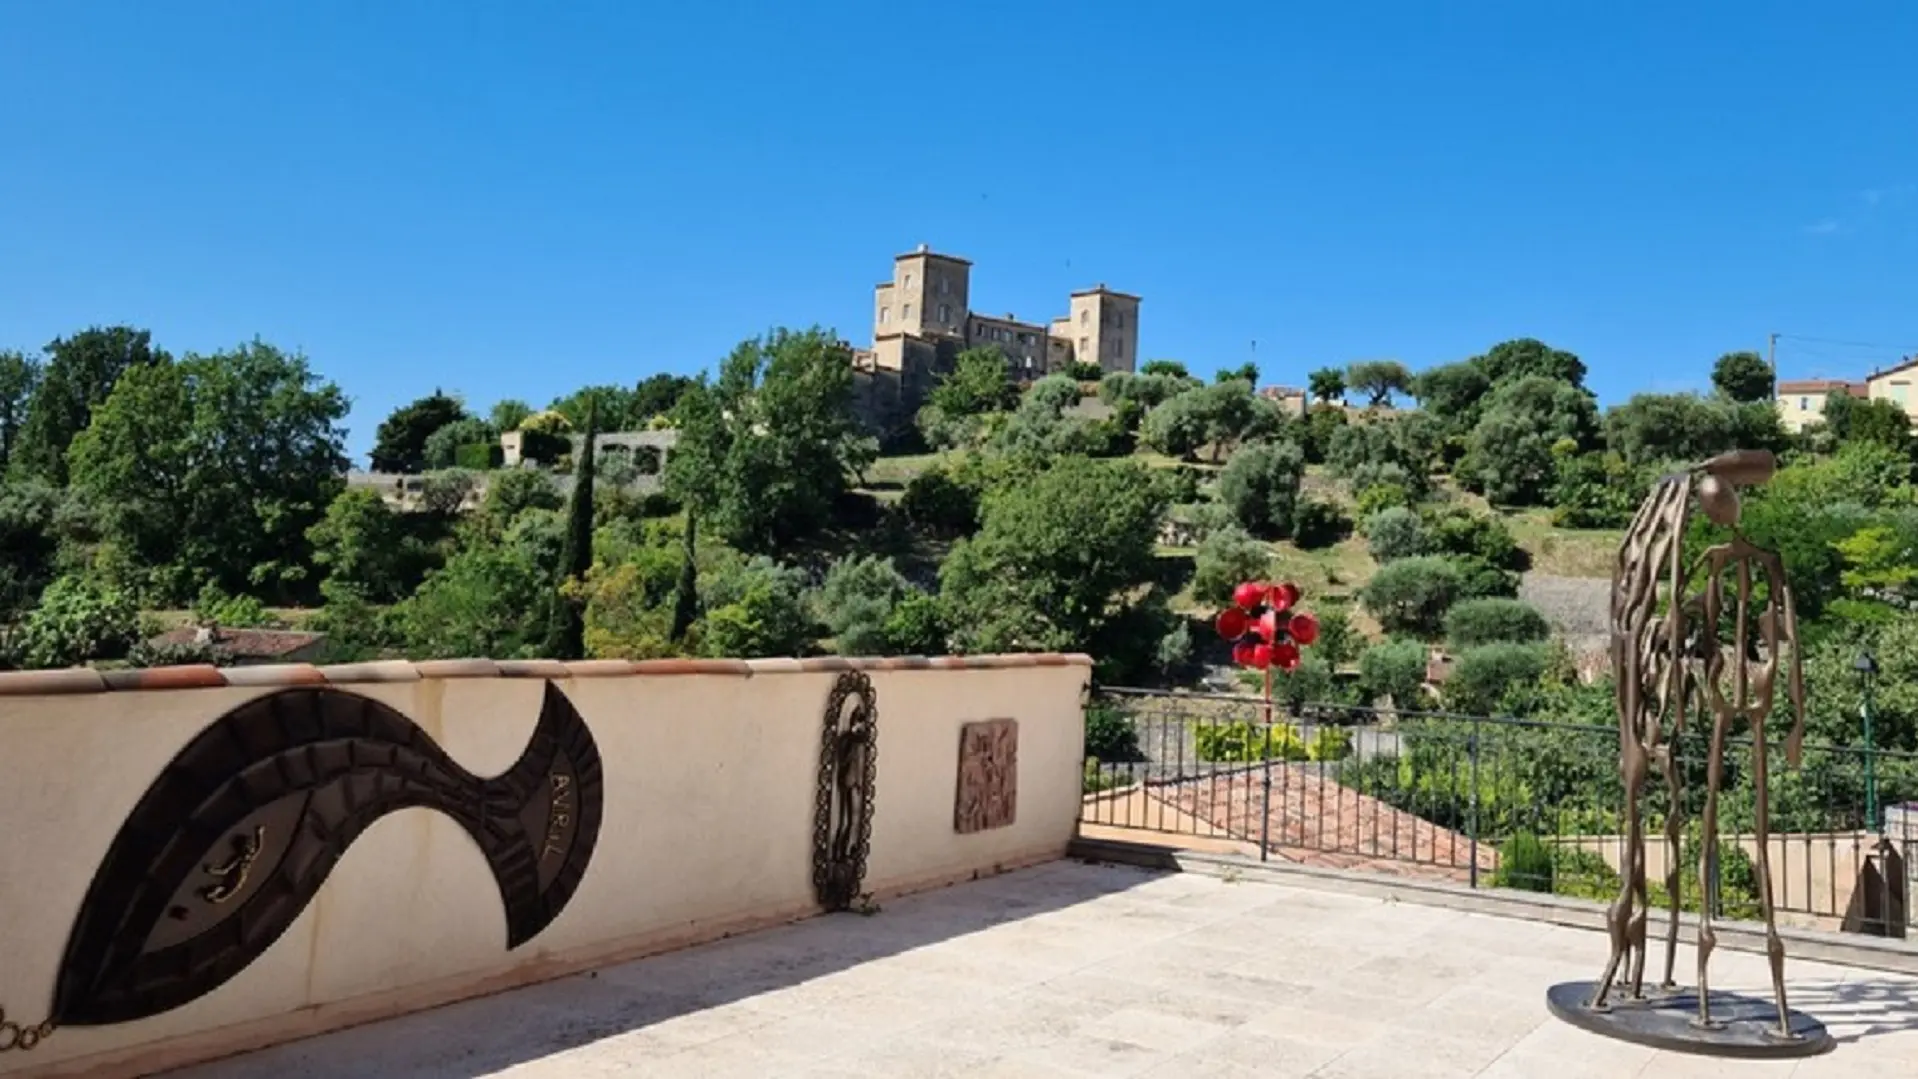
[1078,336,1089,354]
[939,277,950,295]
[1080,310,1090,326]
[1799,397,1808,410]
[903,303,913,320]
[903,273,913,289]
[939,303,951,323]
[1895,383,1910,405]
[879,306,890,324]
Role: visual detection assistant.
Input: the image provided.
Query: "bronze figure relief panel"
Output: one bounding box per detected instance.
[955,718,1017,834]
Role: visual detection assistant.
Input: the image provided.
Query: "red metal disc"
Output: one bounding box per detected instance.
[1289,612,1319,646]
[1233,580,1267,612]
[1268,581,1300,613]
[1272,641,1301,671]
[1215,607,1248,640]
[1248,642,1274,669]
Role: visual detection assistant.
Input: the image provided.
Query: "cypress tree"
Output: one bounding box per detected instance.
[668,506,699,643]
[545,402,596,659]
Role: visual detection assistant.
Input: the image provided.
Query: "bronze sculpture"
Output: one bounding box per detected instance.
[1551,449,1829,1056]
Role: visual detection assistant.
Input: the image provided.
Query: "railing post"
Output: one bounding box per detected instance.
[1468,714,1481,890]
[1259,725,1272,862]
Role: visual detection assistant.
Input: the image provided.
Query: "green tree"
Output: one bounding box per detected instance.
[1835,524,1918,597]
[664,328,872,553]
[1190,526,1273,606]
[0,480,61,617]
[0,349,39,473]
[1459,376,1600,505]
[1359,639,1429,708]
[1604,393,1741,466]
[369,391,466,474]
[1216,361,1258,384]
[698,554,814,658]
[1308,367,1346,404]
[1360,556,1466,637]
[901,466,980,538]
[1412,361,1493,433]
[422,417,497,470]
[1821,391,1910,450]
[16,574,139,669]
[66,340,349,604]
[1445,598,1551,649]
[489,399,534,432]
[815,554,923,656]
[1346,360,1412,408]
[1711,351,1774,403]
[1141,360,1190,379]
[940,457,1168,669]
[1472,338,1587,389]
[1140,379,1276,463]
[10,326,167,484]
[545,406,598,659]
[1218,440,1306,538]
[1446,643,1551,715]
[551,385,640,432]
[395,538,553,660]
[632,373,695,422]
[1364,506,1426,562]
[482,468,564,526]
[306,487,431,603]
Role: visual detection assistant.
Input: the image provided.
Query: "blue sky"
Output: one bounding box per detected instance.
[3,2,1915,463]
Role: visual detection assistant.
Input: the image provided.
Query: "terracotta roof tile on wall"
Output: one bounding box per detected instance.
[0,653,1095,696]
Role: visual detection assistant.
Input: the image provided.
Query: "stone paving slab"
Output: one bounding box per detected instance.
[161,860,1918,1078]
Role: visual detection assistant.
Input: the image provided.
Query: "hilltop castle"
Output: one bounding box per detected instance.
[850,244,1140,437]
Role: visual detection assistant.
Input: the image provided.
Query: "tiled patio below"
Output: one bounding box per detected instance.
[162,860,1918,1078]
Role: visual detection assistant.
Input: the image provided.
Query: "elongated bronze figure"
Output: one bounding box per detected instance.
[1581,449,1810,1044]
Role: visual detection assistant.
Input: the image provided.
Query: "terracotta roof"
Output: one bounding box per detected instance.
[1870,356,1918,382]
[1777,379,1867,397]
[1149,765,1497,884]
[0,652,1094,696]
[148,626,325,659]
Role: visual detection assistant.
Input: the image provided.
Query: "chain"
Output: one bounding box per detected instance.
[0,1007,55,1052]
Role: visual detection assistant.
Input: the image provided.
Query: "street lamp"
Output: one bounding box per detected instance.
[1855,649,1881,833]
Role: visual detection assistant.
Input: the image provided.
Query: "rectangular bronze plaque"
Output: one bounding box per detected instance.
[955,718,1017,833]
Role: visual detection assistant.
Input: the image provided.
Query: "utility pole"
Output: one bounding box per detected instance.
[1767,332,1778,376]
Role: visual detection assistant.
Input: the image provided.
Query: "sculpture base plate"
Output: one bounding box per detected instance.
[1547,981,1832,1059]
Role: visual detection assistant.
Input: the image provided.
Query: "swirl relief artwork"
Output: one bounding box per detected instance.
[27,681,603,1040]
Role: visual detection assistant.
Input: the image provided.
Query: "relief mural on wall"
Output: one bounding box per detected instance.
[813,671,878,912]
[954,718,1017,834]
[2,681,602,1051]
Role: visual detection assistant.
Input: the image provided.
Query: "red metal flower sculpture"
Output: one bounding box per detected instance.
[1214,580,1319,720]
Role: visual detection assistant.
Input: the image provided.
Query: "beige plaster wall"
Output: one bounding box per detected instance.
[0,658,1090,1078]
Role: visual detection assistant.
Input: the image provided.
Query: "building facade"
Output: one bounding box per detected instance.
[852,245,1139,436]
[1775,378,1866,432]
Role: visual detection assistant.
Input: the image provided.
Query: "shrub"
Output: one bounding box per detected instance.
[1359,639,1429,707]
[1084,704,1145,762]
[191,583,277,628]
[1359,556,1464,636]
[1355,482,1412,519]
[18,575,140,669]
[1190,526,1273,605]
[1445,642,1551,715]
[1306,725,1353,762]
[815,554,913,656]
[1218,440,1306,538]
[1423,507,1525,570]
[1445,598,1550,649]
[1314,606,1357,668]
[1495,833,1556,893]
[881,592,946,655]
[1292,498,1350,549]
[1194,721,1309,762]
[1453,555,1520,600]
[1364,507,1426,562]
[901,466,979,538]
[455,441,504,470]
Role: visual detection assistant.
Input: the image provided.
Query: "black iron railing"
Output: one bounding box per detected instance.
[1080,688,1918,938]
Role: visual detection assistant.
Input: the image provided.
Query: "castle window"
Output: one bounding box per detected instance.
[880,306,890,324]
[904,273,913,289]
[939,303,951,323]
[939,277,950,295]
[1080,310,1090,326]
[903,303,913,319]
[1079,336,1089,354]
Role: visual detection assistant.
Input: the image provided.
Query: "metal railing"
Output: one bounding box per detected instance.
[1079,687,1918,938]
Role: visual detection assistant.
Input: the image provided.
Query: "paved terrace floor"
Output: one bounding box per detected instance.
[166,861,1918,1078]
